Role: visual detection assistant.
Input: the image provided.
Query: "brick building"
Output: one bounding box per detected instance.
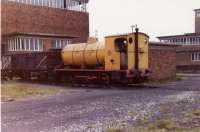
[195,9,200,33]
[158,9,200,73]
[1,0,89,55]
[158,9,200,45]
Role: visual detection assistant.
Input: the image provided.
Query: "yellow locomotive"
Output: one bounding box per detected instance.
[58,28,150,84]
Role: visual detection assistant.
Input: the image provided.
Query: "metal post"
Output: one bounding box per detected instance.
[134,25,139,70]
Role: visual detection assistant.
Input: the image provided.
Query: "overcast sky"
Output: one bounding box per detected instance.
[88,0,200,41]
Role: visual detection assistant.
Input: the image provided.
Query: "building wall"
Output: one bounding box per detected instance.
[176,45,200,73]
[1,0,89,43]
[195,10,200,33]
[149,44,177,80]
[176,52,200,66]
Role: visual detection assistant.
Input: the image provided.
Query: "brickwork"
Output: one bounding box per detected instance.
[1,0,89,43]
[149,43,177,80]
[195,9,200,33]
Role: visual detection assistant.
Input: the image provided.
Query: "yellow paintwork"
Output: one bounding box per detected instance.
[127,33,149,71]
[61,42,105,67]
[105,36,122,70]
[61,32,149,71]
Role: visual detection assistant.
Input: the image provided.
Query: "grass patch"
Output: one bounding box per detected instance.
[148,119,178,131]
[106,128,124,132]
[192,109,200,116]
[1,82,63,102]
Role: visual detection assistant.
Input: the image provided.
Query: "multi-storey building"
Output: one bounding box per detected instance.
[157,33,200,45]
[157,9,200,73]
[1,0,89,55]
[158,9,200,45]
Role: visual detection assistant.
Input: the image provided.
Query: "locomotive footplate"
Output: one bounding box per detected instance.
[55,69,148,85]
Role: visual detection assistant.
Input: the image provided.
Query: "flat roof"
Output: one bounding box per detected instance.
[157,33,200,39]
[105,32,149,38]
[194,9,200,11]
[3,32,78,38]
[76,0,89,3]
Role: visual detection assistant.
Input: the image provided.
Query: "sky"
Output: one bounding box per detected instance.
[88,0,200,41]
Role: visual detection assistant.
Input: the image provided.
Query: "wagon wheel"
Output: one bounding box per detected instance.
[38,72,48,82]
[7,71,13,80]
[20,71,30,81]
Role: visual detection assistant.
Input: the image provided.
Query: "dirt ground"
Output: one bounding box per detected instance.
[1,75,200,132]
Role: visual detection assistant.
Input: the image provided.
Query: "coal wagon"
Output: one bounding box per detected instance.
[1,50,62,80]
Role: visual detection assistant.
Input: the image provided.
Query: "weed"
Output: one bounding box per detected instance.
[192,109,200,116]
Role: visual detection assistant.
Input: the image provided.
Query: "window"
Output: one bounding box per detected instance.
[9,0,88,12]
[8,37,43,52]
[30,39,34,50]
[26,39,30,50]
[52,39,71,49]
[191,52,200,61]
[16,38,18,50]
[21,38,25,50]
[183,38,186,45]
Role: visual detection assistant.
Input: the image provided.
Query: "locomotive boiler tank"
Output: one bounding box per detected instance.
[61,42,105,67]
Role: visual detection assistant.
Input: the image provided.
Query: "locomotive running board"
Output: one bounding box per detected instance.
[55,69,127,72]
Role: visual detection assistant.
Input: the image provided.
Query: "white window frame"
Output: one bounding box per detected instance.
[9,40,11,51]
[24,38,26,51]
[36,39,40,51]
[8,40,11,51]
[10,0,88,12]
[19,38,22,51]
[28,38,31,51]
[8,40,10,51]
[11,40,13,51]
[191,52,200,61]
[14,38,17,51]
[11,40,14,51]
[32,38,35,51]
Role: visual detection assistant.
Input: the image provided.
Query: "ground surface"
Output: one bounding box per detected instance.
[1,76,200,132]
[1,81,65,102]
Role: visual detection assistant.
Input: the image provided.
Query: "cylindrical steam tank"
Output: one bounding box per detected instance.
[61,42,105,67]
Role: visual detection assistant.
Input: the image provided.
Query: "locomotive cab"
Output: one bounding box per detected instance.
[104,30,149,82]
